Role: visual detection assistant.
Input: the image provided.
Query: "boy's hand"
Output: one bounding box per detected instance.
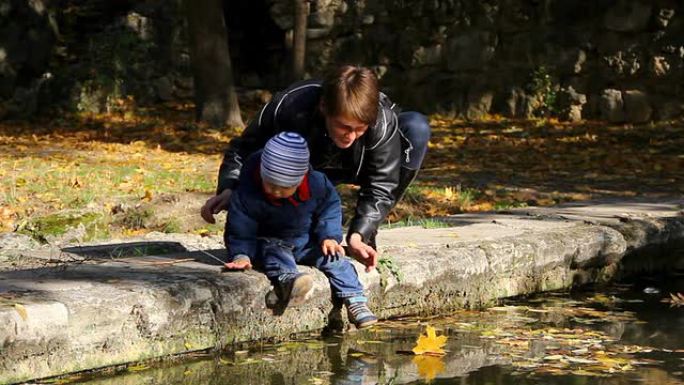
[321,239,345,261]
[224,258,252,270]
[348,233,378,272]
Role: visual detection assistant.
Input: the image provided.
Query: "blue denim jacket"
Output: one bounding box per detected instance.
[226,151,343,262]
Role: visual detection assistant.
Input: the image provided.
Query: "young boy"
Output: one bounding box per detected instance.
[223,132,378,329]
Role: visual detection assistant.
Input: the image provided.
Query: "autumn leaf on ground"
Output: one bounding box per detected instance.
[141,189,153,202]
[14,303,28,320]
[412,325,447,356]
[413,354,445,382]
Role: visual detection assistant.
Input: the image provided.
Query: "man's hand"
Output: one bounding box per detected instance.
[224,258,252,270]
[201,189,232,224]
[347,233,378,272]
[321,239,345,261]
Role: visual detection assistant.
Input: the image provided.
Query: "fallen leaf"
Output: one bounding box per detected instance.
[141,189,153,201]
[195,228,211,237]
[566,357,597,364]
[412,325,447,356]
[127,364,149,372]
[14,303,28,320]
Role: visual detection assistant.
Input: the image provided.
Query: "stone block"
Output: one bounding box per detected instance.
[411,44,443,66]
[0,233,37,251]
[655,8,676,29]
[603,50,642,77]
[446,31,497,71]
[309,1,336,28]
[650,56,670,77]
[600,89,625,123]
[503,87,536,118]
[558,86,587,122]
[655,101,684,120]
[465,87,493,120]
[604,0,652,32]
[306,28,331,39]
[153,76,173,101]
[124,12,152,41]
[623,89,652,123]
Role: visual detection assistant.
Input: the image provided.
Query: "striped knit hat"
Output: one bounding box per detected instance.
[260,132,310,187]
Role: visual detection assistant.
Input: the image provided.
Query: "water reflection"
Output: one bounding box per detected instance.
[73,279,684,385]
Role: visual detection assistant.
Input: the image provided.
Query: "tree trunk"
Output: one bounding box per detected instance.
[292,0,308,81]
[184,0,244,128]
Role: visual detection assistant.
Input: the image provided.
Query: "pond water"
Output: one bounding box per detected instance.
[61,276,684,385]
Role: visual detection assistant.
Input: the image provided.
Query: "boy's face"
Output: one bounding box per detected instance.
[262,180,298,199]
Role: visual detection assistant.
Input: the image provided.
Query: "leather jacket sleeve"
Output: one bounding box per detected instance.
[347,107,401,242]
[216,99,279,194]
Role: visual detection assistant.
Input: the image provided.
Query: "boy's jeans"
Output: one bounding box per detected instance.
[253,238,365,299]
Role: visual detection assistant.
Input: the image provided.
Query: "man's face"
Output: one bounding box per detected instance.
[262,180,298,199]
[324,113,369,149]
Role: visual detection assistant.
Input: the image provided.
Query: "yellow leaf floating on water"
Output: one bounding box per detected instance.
[412,325,447,356]
[413,355,445,382]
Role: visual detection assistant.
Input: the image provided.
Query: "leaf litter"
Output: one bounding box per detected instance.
[378,290,680,380]
[3,112,682,240]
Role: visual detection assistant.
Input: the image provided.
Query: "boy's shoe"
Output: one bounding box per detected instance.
[277,272,314,307]
[344,296,377,329]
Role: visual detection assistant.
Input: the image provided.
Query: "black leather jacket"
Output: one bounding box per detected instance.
[217,79,401,242]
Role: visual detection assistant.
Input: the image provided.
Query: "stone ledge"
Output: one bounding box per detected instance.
[0,198,682,384]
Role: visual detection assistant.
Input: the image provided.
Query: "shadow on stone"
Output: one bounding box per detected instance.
[61,241,227,266]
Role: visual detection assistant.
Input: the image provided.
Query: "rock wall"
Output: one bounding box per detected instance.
[268,0,684,122]
[0,0,193,118]
[1,0,683,122]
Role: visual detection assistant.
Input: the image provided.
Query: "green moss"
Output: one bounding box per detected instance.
[377,256,404,288]
[17,212,109,243]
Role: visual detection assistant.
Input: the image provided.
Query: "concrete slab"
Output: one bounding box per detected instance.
[0,198,682,384]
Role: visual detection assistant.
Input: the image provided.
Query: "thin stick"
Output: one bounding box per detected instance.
[136,258,195,266]
[193,248,226,265]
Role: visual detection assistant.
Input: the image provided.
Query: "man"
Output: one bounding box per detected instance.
[201,65,430,272]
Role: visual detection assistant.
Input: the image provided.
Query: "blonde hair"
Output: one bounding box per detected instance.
[321,65,379,125]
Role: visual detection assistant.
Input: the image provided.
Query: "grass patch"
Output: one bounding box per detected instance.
[156,218,182,234]
[382,217,451,229]
[17,212,109,243]
[493,200,528,211]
